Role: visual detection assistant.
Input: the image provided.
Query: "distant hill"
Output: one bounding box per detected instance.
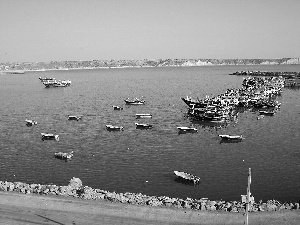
[0,58,299,71]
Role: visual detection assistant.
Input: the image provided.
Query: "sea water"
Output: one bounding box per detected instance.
[0,64,299,202]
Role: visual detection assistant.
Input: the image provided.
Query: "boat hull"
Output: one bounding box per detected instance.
[135,123,153,129]
[106,125,124,131]
[174,171,200,184]
[136,114,152,119]
[124,99,145,105]
[41,133,59,141]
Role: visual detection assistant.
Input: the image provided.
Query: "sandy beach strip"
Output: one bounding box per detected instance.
[0,191,299,225]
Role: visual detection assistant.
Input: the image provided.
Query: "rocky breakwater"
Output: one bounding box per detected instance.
[230,71,300,78]
[0,178,299,212]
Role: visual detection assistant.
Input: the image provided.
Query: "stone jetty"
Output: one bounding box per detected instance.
[230,71,300,87]
[0,178,299,213]
[229,70,300,78]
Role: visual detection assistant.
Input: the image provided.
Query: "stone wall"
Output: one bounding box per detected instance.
[0,178,299,212]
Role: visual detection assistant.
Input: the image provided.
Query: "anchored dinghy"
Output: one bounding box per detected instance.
[25,119,37,126]
[54,151,74,160]
[41,133,59,141]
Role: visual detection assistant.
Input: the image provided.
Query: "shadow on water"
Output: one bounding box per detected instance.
[219,139,244,144]
[173,177,200,187]
[177,130,198,135]
[190,119,229,129]
[135,126,153,130]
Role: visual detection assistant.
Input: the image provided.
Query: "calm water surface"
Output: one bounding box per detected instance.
[0,65,299,202]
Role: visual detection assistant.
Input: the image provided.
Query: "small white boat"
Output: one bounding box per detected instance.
[135,123,153,129]
[54,151,73,160]
[124,98,145,105]
[174,171,200,184]
[112,105,123,110]
[106,125,124,131]
[177,127,197,132]
[136,113,152,119]
[41,133,59,141]
[219,134,243,140]
[25,119,37,126]
[68,115,82,121]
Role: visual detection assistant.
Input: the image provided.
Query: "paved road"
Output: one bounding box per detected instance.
[0,192,299,225]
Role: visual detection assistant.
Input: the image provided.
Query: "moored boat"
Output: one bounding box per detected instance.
[219,134,243,140]
[135,123,153,129]
[112,105,123,110]
[174,170,201,184]
[106,125,124,131]
[136,113,152,119]
[25,119,37,126]
[181,96,209,108]
[41,133,59,141]
[124,98,145,105]
[54,151,74,160]
[177,126,197,132]
[68,115,82,121]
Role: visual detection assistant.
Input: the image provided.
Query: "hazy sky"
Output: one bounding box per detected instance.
[1,0,299,62]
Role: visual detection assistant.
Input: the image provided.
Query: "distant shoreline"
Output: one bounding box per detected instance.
[1,58,299,73]
[1,64,300,74]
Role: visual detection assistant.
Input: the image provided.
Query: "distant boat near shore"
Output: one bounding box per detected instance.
[1,70,25,74]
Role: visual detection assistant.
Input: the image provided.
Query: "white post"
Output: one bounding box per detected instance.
[245,168,251,225]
